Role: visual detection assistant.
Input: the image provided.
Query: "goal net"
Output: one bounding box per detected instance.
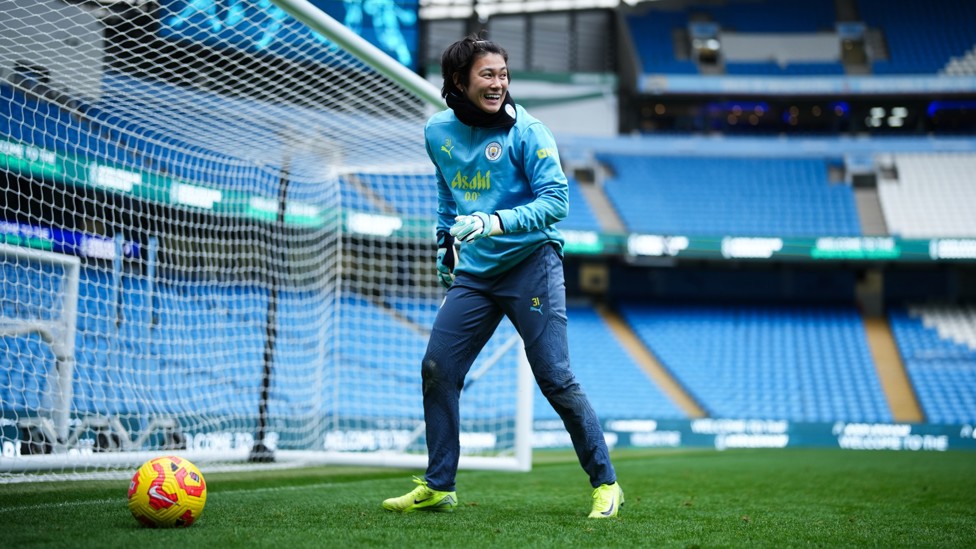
[0,0,532,479]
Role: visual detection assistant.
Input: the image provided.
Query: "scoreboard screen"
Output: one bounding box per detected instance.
[158,0,420,70]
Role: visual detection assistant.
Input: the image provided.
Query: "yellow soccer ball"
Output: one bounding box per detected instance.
[127,456,207,528]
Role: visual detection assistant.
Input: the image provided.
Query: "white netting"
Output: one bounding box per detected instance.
[0,0,530,479]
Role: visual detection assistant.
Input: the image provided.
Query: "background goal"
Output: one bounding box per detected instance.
[0,0,531,479]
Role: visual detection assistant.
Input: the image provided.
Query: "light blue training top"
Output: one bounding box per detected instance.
[424,104,568,278]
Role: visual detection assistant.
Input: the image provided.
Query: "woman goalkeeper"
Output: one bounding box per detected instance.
[381,34,623,519]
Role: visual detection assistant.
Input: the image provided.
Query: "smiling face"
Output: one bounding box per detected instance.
[457,53,509,114]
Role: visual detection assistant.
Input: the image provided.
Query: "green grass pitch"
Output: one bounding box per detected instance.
[3,448,975,548]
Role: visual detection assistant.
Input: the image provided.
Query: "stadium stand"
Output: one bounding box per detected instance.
[944,49,976,76]
[625,0,845,76]
[620,303,892,423]
[32,266,303,420]
[877,153,976,238]
[689,0,837,33]
[341,172,438,217]
[383,296,684,421]
[560,175,603,232]
[625,0,976,78]
[626,8,697,75]
[364,294,540,425]
[554,305,685,420]
[598,154,861,237]
[1,258,63,414]
[2,71,418,201]
[723,61,845,76]
[857,0,976,74]
[888,305,976,424]
[336,294,427,420]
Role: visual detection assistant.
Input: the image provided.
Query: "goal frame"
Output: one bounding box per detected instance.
[0,243,80,449]
[0,0,534,477]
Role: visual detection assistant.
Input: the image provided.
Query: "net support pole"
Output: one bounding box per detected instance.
[250,157,291,463]
[144,237,157,384]
[270,0,446,109]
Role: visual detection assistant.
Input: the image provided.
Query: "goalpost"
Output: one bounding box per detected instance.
[0,244,80,454]
[0,0,532,479]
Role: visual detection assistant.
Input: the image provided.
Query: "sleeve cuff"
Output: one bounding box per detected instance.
[495,210,515,234]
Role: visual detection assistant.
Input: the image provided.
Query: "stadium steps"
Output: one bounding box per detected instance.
[576,168,627,233]
[862,315,924,422]
[595,304,706,418]
[854,187,889,235]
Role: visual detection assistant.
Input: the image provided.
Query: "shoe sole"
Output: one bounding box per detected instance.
[383,504,456,513]
[383,496,457,513]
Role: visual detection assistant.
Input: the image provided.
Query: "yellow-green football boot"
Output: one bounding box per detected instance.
[382,477,457,513]
[588,482,624,518]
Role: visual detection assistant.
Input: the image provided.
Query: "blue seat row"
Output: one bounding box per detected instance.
[619,303,892,423]
[858,0,976,75]
[598,154,861,237]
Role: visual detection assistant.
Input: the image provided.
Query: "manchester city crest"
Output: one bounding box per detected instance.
[485,141,503,161]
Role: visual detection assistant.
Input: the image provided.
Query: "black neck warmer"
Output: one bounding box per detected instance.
[446,91,517,129]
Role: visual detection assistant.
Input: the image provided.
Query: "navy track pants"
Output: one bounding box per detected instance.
[421,244,616,492]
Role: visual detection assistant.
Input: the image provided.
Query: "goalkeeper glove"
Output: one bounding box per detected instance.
[450,212,503,243]
[435,231,457,288]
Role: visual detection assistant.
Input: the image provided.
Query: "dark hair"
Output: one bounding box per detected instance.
[440,34,509,98]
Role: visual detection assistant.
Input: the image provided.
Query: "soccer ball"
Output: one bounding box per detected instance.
[127,455,207,528]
